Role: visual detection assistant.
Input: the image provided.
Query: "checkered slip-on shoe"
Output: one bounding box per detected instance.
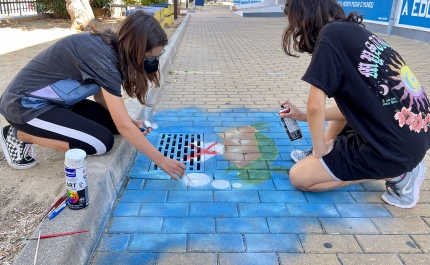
[0,125,37,169]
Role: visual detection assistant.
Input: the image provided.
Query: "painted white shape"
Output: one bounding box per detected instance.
[186,173,211,186]
[212,180,230,189]
[232,183,243,188]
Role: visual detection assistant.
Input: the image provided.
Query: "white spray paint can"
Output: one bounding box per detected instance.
[65,149,89,210]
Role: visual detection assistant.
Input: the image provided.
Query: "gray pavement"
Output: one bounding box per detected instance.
[11,4,430,265]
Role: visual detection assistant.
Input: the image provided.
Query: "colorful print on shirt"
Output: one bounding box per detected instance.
[357,34,429,133]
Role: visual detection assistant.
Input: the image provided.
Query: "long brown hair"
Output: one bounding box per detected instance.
[282,0,364,57]
[92,11,168,106]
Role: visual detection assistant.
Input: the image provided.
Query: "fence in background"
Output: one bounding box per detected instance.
[0,0,38,17]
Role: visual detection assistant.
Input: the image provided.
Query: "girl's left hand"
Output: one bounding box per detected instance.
[130,118,151,135]
[131,118,143,129]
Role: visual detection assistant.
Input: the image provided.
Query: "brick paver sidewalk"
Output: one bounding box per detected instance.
[91,5,430,265]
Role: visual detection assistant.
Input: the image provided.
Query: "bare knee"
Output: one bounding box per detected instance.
[289,164,312,191]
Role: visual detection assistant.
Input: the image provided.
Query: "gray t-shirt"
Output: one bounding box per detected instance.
[0,32,121,124]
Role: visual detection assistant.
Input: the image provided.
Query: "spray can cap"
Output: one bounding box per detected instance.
[65,149,87,168]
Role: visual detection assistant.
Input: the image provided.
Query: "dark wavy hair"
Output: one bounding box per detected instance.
[282,0,364,57]
[91,11,168,106]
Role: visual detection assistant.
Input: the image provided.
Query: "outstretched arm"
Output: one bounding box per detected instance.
[100,88,186,180]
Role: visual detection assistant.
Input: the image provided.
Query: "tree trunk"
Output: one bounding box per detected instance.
[65,0,104,31]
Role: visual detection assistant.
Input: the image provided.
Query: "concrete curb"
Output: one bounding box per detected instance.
[13,13,191,265]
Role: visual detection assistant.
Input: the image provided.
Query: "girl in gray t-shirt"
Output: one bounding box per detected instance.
[0,11,186,181]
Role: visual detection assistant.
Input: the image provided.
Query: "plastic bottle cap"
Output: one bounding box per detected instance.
[65,149,87,168]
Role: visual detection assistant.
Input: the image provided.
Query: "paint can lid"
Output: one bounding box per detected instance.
[65,149,87,168]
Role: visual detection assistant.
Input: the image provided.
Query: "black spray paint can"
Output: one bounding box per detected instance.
[65,149,89,210]
[279,106,303,141]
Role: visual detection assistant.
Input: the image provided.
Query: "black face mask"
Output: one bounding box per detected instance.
[144,60,159,74]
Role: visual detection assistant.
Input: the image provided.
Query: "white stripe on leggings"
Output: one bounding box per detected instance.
[27,118,107,155]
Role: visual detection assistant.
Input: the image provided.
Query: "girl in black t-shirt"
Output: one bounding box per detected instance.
[279,0,430,208]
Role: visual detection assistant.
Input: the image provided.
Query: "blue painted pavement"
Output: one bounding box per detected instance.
[90,107,388,264]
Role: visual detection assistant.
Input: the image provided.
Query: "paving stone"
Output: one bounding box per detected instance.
[411,235,430,252]
[162,217,215,233]
[129,234,186,252]
[337,254,402,265]
[320,218,380,234]
[299,234,362,253]
[349,191,386,203]
[267,217,323,233]
[216,217,269,233]
[360,181,386,191]
[190,203,238,217]
[278,253,341,265]
[385,204,430,217]
[126,179,145,190]
[144,179,187,190]
[92,252,156,265]
[157,253,217,265]
[218,253,278,265]
[167,191,214,202]
[244,234,302,252]
[305,191,355,203]
[399,254,430,264]
[213,190,260,202]
[259,190,307,203]
[120,190,167,202]
[138,203,188,217]
[188,234,244,252]
[371,217,430,234]
[355,235,421,253]
[96,234,131,252]
[108,217,163,233]
[272,178,300,191]
[238,202,288,217]
[113,202,140,217]
[334,203,391,217]
[286,203,340,217]
[230,180,276,190]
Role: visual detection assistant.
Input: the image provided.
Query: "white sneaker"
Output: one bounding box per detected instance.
[0,125,37,169]
[381,161,426,208]
[290,148,312,163]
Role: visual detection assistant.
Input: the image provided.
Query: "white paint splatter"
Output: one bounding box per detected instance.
[186,173,211,186]
[232,183,242,188]
[212,180,230,189]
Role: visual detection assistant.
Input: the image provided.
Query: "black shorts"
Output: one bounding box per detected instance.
[8,100,118,155]
[321,125,424,181]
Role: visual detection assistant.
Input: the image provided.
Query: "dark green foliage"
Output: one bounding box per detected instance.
[123,0,168,6]
[36,0,70,19]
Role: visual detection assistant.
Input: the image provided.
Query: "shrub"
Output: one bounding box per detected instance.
[123,0,168,6]
[36,0,70,19]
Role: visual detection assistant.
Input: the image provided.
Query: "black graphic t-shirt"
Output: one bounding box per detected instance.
[302,21,430,171]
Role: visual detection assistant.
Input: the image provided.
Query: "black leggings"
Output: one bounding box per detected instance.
[8,100,118,155]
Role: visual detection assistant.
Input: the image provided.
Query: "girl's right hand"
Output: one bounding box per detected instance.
[157,157,186,181]
[279,100,306,121]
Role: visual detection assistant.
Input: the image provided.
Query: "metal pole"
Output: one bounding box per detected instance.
[174,0,177,19]
[387,0,399,36]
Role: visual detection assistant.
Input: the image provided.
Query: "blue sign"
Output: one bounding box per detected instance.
[337,1,393,23]
[397,0,430,31]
